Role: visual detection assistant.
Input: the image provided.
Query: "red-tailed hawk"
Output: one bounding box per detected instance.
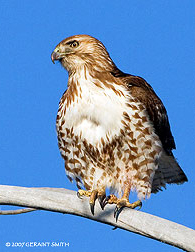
[51,35,187,218]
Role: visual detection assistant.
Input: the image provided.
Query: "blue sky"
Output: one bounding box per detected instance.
[0,0,194,251]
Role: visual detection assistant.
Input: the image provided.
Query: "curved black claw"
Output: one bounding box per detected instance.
[77,191,82,199]
[98,194,106,210]
[137,201,142,210]
[90,203,95,215]
[89,190,98,215]
[114,205,124,222]
[102,195,110,209]
[101,195,111,210]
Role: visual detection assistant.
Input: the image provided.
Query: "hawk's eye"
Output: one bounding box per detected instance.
[70,41,79,48]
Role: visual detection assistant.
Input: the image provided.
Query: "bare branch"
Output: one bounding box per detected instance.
[0,208,36,215]
[0,185,194,252]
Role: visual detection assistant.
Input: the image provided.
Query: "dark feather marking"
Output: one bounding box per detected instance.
[111,69,175,155]
[111,68,188,189]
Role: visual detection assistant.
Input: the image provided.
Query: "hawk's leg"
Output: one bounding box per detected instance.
[103,186,142,220]
[77,188,106,215]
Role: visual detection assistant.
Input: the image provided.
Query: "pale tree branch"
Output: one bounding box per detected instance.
[0,208,36,215]
[0,185,194,252]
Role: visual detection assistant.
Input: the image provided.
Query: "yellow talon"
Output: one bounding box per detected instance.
[102,185,142,221]
[77,189,106,215]
[77,189,92,198]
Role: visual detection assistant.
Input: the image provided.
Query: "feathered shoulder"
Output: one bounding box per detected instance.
[111,69,176,155]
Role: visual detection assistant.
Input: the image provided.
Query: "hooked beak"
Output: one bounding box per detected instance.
[51,51,63,64]
[51,47,73,64]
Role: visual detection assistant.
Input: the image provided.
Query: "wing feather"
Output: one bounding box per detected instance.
[112,71,175,155]
[111,70,187,188]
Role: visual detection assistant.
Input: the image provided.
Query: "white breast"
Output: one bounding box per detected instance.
[63,69,128,146]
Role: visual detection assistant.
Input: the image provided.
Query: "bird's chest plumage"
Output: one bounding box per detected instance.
[56,71,162,198]
[57,73,127,147]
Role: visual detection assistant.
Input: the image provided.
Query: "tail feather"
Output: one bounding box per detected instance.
[152,151,188,193]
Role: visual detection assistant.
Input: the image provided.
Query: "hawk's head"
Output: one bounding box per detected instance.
[51,35,115,73]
